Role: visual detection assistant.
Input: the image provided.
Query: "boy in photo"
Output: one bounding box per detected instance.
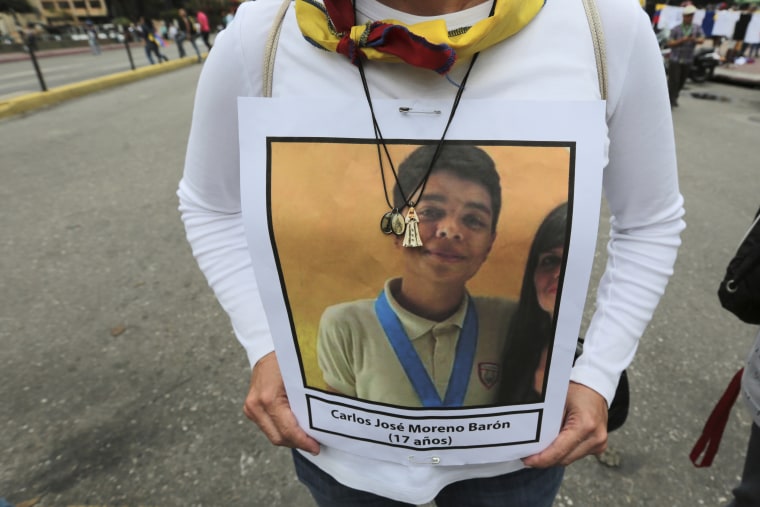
[317,144,518,408]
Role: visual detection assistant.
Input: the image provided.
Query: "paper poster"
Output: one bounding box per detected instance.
[239,98,605,465]
[712,10,741,38]
[658,5,706,30]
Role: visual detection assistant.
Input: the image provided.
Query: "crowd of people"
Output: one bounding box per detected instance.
[13,7,230,65]
[129,6,241,65]
[651,3,760,107]
[654,3,760,59]
[131,9,217,65]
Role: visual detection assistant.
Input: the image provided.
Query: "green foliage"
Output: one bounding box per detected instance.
[111,15,131,26]
[48,9,74,19]
[159,8,179,22]
[185,0,227,25]
[141,0,166,20]
[107,0,137,21]
[0,0,35,13]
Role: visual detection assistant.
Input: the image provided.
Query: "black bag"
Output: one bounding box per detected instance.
[717,208,760,325]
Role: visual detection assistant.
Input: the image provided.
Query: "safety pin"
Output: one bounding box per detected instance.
[408,455,441,464]
[398,107,442,115]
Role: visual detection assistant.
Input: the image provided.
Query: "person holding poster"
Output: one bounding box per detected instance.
[499,203,568,406]
[317,144,517,408]
[177,0,685,504]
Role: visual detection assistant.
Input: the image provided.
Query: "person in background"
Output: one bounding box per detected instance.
[223,7,235,28]
[196,9,212,50]
[731,5,753,58]
[127,23,137,43]
[177,8,202,62]
[667,4,705,107]
[85,20,101,55]
[168,21,178,56]
[138,16,168,65]
[24,22,38,53]
[702,4,722,50]
[749,39,760,59]
[726,209,760,507]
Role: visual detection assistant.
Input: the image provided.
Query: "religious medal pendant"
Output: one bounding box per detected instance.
[402,207,423,248]
[381,209,406,236]
[380,211,394,235]
[391,210,406,236]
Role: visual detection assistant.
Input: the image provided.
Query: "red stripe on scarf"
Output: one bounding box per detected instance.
[324,0,457,74]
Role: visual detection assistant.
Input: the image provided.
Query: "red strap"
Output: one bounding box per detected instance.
[690,368,744,467]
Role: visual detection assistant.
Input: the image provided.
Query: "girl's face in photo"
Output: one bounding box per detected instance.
[534,246,564,315]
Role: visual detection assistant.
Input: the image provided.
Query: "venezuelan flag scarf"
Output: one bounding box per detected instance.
[295,0,545,74]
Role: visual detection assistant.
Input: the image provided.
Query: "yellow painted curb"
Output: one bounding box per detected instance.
[0,54,204,120]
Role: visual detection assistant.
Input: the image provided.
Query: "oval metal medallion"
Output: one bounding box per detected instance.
[380,211,394,235]
[391,211,406,236]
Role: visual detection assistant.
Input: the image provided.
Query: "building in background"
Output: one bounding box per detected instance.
[1,0,109,43]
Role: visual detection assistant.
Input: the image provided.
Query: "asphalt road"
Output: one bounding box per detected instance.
[0,46,180,99]
[0,68,759,506]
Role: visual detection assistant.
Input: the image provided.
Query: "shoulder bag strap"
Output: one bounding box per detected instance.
[581,0,608,101]
[263,0,292,97]
[264,0,609,100]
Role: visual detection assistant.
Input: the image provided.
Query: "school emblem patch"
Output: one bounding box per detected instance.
[478,363,500,389]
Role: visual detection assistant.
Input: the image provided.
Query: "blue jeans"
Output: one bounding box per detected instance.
[144,43,168,65]
[293,450,564,507]
[175,32,201,60]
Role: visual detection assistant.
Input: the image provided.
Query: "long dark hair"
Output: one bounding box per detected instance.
[498,202,568,404]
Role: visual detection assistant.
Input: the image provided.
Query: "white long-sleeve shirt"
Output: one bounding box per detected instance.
[178,0,685,502]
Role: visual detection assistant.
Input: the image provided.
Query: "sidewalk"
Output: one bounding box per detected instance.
[1,44,757,121]
[0,50,205,120]
[713,57,760,85]
[0,43,140,64]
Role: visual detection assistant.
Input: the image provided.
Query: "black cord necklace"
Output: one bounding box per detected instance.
[357,53,479,247]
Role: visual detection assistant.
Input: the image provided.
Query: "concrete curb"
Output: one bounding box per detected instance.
[713,67,760,85]
[0,55,202,120]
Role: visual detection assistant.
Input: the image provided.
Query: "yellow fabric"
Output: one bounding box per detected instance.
[295,0,546,64]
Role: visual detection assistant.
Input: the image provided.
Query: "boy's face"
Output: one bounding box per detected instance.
[398,170,496,287]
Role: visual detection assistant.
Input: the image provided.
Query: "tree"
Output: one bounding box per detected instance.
[0,0,34,13]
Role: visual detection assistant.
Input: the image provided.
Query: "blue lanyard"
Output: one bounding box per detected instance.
[374,291,478,407]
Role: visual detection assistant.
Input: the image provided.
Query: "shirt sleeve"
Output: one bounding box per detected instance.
[177,2,274,369]
[317,306,358,396]
[570,2,686,404]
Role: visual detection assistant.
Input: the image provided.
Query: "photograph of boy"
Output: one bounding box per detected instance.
[317,144,519,408]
